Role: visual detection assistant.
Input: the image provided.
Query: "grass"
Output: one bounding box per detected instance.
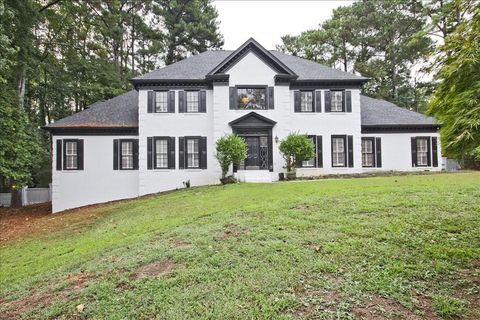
[0,172,479,319]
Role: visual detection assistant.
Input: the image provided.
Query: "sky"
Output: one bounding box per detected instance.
[213,0,355,50]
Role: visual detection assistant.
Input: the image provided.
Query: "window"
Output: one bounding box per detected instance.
[362,139,374,167]
[121,141,134,169]
[300,91,314,112]
[331,91,344,112]
[237,87,267,109]
[65,141,78,169]
[417,138,428,166]
[155,138,169,169]
[302,136,316,167]
[155,91,168,113]
[332,137,346,167]
[186,91,199,112]
[186,138,200,168]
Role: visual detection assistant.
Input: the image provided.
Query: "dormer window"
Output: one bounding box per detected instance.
[237,87,267,110]
[331,91,344,112]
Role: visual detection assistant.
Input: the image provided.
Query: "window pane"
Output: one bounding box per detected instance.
[302,137,315,167]
[155,91,168,112]
[237,88,266,109]
[186,91,199,112]
[417,138,428,166]
[362,139,374,167]
[155,139,169,168]
[187,138,199,168]
[332,137,345,166]
[65,142,77,169]
[66,142,77,156]
[300,91,313,112]
[121,141,133,169]
[331,91,343,112]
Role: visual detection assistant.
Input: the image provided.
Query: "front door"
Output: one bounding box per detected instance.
[245,137,260,169]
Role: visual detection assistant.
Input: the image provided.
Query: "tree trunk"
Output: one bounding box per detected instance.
[16,63,26,110]
[10,188,22,208]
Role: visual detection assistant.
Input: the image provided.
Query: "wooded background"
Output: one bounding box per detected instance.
[0,0,478,203]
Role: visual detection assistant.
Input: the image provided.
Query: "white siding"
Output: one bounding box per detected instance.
[361,132,442,172]
[138,89,220,196]
[52,136,139,213]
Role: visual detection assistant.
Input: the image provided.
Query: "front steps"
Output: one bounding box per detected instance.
[236,170,273,183]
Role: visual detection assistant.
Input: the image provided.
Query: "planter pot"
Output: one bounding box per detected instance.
[286,172,296,180]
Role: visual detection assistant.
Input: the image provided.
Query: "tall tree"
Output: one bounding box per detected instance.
[0,0,224,198]
[278,0,432,111]
[428,5,480,161]
[0,0,46,205]
[151,0,224,65]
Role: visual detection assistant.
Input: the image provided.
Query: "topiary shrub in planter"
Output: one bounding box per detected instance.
[279,133,315,180]
[215,134,247,184]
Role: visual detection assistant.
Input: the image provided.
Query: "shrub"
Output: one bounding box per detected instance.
[215,134,248,180]
[279,133,315,173]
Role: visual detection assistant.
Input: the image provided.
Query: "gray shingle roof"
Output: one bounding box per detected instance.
[270,51,367,81]
[45,92,437,130]
[132,51,232,81]
[44,90,138,129]
[360,95,437,126]
[133,50,367,81]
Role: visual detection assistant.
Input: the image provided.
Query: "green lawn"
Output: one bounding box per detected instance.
[1,173,479,319]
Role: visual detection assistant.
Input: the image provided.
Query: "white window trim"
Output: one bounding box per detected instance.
[65,141,78,170]
[154,138,169,169]
[186,138,200,169]
[331,91,344,112]
[155,91,169,113]
[332,136,346,167]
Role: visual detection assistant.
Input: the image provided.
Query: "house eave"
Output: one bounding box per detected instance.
[361,124,441,134]
[43,126,139,136]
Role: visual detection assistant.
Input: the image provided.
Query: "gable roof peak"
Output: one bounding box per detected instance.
[208,38,298,78]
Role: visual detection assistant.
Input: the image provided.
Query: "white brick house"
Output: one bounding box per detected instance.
[45,38,441,213]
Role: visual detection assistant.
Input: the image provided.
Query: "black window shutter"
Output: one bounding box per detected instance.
[77,139,84,170]
[147,91,154,113]
[347,135,354,167]
[375,137,382,168]
[411,137,417,167]
[133,139,139,169]
[147,137,153,170]
[324,91,331,112]
[229,87,236,109]
[315,91,322,112]
[113,139,119,170]
[267,87,274,109]
[427,137,432,166]
[178,91,185,113]
[199,90,206,113]
[168,137,176,169]
[294,90,301,112]
[200,137,207,169]
[179,137,185,169]
[346,90,352,112]
[432,137,438,167]
[316,136,323,168]
[56,139,62,171]
[168,91,175,113]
